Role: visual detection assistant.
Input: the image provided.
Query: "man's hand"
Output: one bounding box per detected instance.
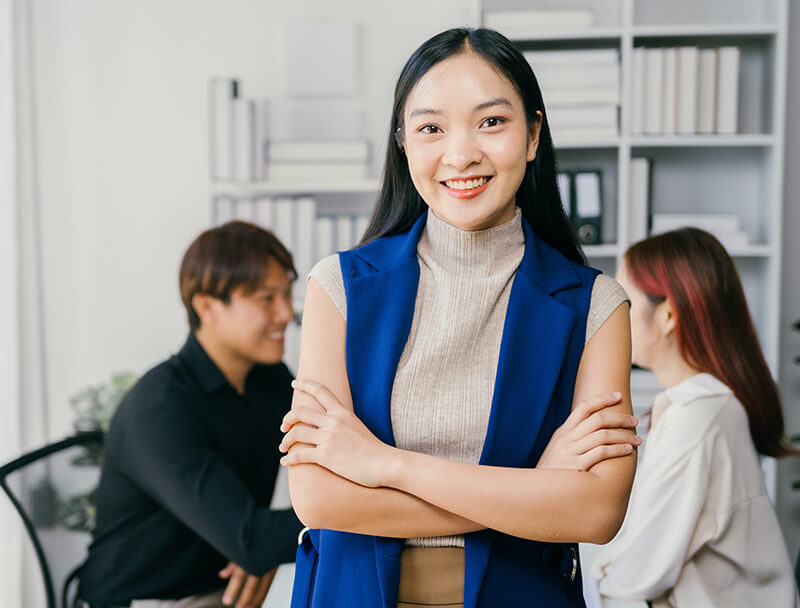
[219,562,277,608]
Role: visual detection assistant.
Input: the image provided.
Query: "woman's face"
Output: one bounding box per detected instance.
[401,51,540,231]
[615,260,664,370]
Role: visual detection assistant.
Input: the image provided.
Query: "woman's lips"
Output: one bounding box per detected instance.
[440,176,492,199]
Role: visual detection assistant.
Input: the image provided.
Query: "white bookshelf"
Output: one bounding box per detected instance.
[479,0,788,505]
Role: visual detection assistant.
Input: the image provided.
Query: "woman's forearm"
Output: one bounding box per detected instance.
[289,463,484,537]
[383,448,634,544]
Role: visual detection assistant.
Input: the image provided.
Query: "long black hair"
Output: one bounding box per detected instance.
[359,27,585,265]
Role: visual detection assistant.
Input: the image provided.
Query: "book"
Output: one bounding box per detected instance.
[354,215,370,245]
[336,216,355,251]
[629,158,651,243]
[630,48,646,135]
[267,140,370,163]
[273,197,296,254]
[254,197,274,229]
[534,64,620,90]
[543,87,620,106]
[716,46,740,135]
[265,162,369,181]
[315,217,335,260]
[551,126,618,145]
[253,100,270,181]
[233,98,255,182]
[644,48,664,135]
[484,9,594,31]
[547,105,618,128]
[662,47,678,135]
[677,47,699,135]
[209,78,238,181]
[294,197,317,286]
[651,213,739,234]
[524,49,619,67]
[697,49,718,135]
[214,197,235,224]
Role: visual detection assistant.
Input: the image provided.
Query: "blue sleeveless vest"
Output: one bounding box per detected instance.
[292,211,600,608]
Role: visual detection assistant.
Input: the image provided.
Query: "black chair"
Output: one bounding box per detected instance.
[0,431,104,608]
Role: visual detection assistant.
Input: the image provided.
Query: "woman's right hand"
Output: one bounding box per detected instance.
[537,392,641,471]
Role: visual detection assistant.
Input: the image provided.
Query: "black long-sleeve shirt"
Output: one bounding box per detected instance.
[78,334,303,606]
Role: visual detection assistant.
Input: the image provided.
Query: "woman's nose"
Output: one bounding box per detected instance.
[441,130,483,171]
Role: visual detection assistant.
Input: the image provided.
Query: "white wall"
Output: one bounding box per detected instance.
[30,0,474,441]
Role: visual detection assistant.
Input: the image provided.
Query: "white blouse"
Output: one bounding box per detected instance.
[591,373,799,608]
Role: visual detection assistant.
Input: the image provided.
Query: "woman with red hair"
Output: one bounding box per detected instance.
[592,227,799,607]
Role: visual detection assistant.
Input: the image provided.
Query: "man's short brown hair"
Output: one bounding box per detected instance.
[179,221,296,331]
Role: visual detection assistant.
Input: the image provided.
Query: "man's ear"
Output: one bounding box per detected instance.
[526,110,543,162]
[192,293,216,328]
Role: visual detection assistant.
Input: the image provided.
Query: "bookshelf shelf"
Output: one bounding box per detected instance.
[631,24,779,39]
[210,179,380,197]
[554,139,620,150]
[505,27,624,43]
[629,134,776,148]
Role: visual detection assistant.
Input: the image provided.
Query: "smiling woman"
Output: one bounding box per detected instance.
[283,27,637,608]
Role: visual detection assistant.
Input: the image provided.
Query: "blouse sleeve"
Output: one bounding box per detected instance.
[586,274,630,344]
[591,423,713,601]
[307,254,347,320]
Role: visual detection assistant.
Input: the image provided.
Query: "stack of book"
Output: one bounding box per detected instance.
[650,213,749,249]
[631,46,740,136]
[484,8,595,37]
[209,78,270,182]
[524,49,620,144]
[264,140,371,182]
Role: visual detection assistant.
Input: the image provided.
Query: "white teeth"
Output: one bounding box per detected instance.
[445,177,488,190]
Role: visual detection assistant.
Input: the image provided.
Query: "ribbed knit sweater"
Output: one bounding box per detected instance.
[308,207,628,547]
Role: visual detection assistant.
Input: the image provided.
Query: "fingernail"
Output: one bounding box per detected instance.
[630,416,638,425]
[625,444,633,452]
[634,435,642,444]
[223,597,231,606]
[613,391,621,398]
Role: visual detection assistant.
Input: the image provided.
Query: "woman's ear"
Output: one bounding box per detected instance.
[658,299,677,337]
[526,111,543,162]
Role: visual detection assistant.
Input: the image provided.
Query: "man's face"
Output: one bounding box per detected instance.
[208,257,294,366]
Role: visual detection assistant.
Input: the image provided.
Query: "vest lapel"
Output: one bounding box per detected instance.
[342,213,427,608]
[465,219,582,608]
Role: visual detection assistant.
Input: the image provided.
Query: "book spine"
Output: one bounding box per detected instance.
[644,48,664,135]
[631,48,646,135]
[716,46,740,135]
[662,48,678,135]
[677,47,699,135]
[233,98,255,182]
[697,49,718,135]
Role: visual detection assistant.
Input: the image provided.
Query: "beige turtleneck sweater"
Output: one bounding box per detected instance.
[307,208,628,547]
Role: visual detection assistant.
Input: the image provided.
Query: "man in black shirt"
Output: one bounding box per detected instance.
[78,222,304,608]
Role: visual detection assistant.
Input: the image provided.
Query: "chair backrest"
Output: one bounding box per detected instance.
[0,431,104,608]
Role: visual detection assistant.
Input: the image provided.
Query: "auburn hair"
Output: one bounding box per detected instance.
[625,228,794,457]
[179,221,295,331]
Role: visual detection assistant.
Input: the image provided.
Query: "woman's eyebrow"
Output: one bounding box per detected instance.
[408,97,513,120]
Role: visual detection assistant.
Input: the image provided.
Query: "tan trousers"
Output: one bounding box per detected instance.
[397,547,465,608]
[130,589,226,608]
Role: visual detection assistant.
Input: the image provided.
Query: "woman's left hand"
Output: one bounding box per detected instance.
[279,379,394,488]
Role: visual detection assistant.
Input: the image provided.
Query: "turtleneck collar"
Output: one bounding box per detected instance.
[418,206,525,275]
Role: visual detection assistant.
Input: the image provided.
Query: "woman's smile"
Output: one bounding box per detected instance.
[440,175,493,198]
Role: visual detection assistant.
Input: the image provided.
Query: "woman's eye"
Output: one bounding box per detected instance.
[481,117,505,128]
[419,124,441,134]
